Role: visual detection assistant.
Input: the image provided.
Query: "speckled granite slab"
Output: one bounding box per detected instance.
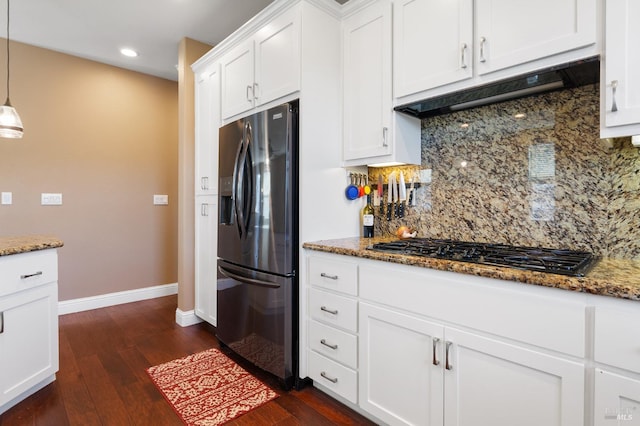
[303,237,640,302]
[0,235,64,256]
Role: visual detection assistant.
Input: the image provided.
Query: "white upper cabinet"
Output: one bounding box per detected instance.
[194,63,220,196]
[394,0,597,100]
[220,5,301,121]
[601,0,640,138]
[475,0,596,75]
[343,0,420,166]
[393,0,473,98]
[343,0,392,161]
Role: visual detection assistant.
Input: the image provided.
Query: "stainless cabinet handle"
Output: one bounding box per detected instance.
[320,371,338,384]
[201,203,209,217]
[432,337,440,366]
[0,312,4,334]
[611,80,618,112]
[20,271,43,279]
[320,272,338,280]
[445,341,453,371]
[320,306,338,315]
[382,127,389,147]
[253,82,259,100]
[201,176,209,191]
[246,85,252,102]
[320,339,338,350]
[479,37,487,63]
[460,43,468,69]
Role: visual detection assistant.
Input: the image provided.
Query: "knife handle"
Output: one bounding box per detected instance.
[399,202,404,218]
[408,189,414,206]
[394,202,399,219]
[387,203,392,221]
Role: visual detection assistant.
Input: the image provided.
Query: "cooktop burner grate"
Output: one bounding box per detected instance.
[368,238,598,277]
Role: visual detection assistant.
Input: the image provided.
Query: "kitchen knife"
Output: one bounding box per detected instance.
[398,172,406,218]
[386,172,393,221]
[392,172,399,219]
[376,174,383,212]
[408,177,415,207]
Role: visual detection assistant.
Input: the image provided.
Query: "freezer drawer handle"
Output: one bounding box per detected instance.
[320,371,338,384]
[320,339,338,350]
[320,306,338,315]
[320,272,338,280]
[20,271,43,280]
[218,265,281,289]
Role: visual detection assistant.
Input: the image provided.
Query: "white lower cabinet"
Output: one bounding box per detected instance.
[594,369,640,426]
[0,250,59,414]
[195,196,217,326]
[359,302,584,426]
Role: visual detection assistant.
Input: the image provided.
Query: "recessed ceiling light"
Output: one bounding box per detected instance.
[120,48,138,58]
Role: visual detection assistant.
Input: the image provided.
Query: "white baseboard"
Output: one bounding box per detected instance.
[175,308,203,327]
[58,283,179,315]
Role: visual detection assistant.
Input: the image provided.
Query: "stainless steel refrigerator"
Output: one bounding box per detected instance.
[217,101,298,389]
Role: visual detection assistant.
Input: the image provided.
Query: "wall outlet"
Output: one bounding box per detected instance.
[41,193,63,205]
[1,192,11,205]
[153,194,169,205]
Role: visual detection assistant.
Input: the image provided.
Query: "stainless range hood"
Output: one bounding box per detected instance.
[395,56,600,119]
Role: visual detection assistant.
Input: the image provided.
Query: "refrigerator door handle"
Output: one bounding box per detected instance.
[232,132,245,237]
[242,122,254,234]
[218,265,281,289]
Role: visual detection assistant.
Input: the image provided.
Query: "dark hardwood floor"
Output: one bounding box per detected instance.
[0,295,376,426]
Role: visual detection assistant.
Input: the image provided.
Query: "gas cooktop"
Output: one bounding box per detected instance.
[368,238,598,277]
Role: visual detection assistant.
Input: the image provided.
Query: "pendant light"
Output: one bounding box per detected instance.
[0,0,22,138]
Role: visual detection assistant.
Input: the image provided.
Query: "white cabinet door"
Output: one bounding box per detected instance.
[343,0,393,162]
[220,40,255,120]
[195,196,217,326]
[359,302,444,426]
[254,5,300,107]
[393,0,473,97]
[603,0,640,131]
[195,64,219,196]
[444,327,585,426]
[594,369,640,426]
[0,282,58,407]
[475,0,596,75]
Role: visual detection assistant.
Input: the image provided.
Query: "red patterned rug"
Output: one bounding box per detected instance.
[146,348,278,425]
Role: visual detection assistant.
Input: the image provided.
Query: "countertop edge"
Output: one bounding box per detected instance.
[302,239,640,302]
[0,235,64,257]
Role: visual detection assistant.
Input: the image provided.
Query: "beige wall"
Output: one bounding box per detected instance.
[0,40,179,301]
[177,38,212,312]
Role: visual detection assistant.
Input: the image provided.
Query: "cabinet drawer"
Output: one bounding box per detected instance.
[595,306,640,374]
[309,288,358,333]
[308,255,358,296]
[307,349,357,404]
[0,250,58,297]
[309,320,357,369]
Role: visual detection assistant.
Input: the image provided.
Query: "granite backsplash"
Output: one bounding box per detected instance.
[369,84,640,260]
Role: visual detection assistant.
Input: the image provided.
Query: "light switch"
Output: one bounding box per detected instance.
[1,192,11,205]
[41,193,63,205]
[153,194,169,205]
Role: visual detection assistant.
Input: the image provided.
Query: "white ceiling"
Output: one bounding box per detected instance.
[9,0,276,81]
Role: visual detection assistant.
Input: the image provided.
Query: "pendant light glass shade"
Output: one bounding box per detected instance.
[1,0,22,139]
[0,97,23,138]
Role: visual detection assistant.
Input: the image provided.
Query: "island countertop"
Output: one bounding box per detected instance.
[0,235,64,256]
[303,237,640,302]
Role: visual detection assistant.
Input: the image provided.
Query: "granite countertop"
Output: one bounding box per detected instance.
[303,237,640,302]
[0,235,64,256]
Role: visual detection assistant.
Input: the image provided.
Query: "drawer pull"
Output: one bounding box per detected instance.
[320,339,338,350]
[320,306,338,315]
[320,272,338,280]
[611,80,618,112]
[432,337,440,366]
[320,371,338,384]
[20,271,43,280]
[0,312,4,334]
[445,341,453,371]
